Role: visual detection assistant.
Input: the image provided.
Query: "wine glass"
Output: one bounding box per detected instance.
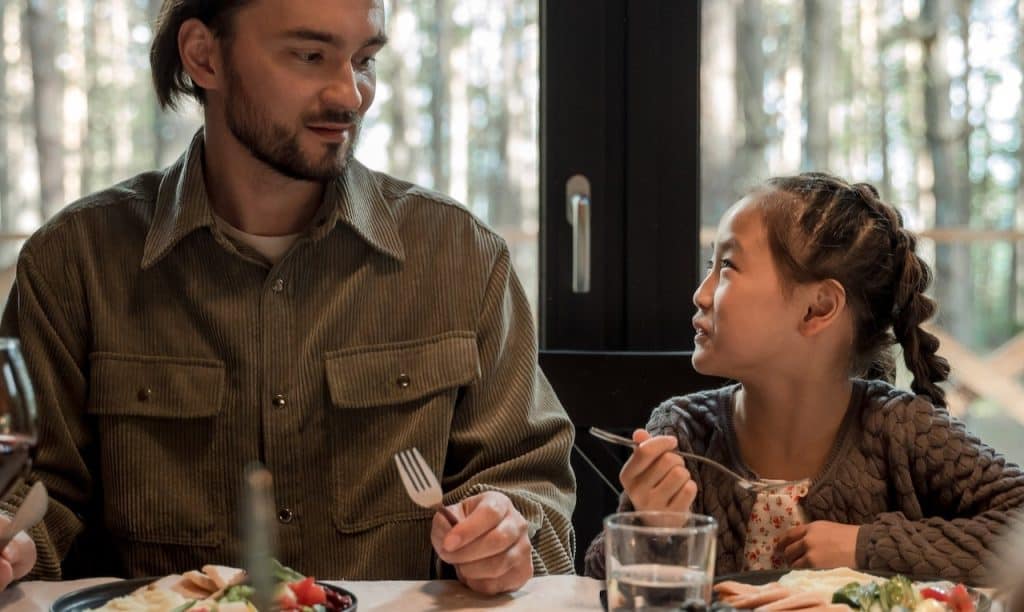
[0,338,37,501]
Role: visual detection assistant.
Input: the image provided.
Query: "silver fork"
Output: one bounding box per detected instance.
[588,426,807,493]
[394,447,460,525]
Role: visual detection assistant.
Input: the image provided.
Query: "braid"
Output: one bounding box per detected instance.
[889,227,951,405]
[760,172,951,404]
[855,185,950,405]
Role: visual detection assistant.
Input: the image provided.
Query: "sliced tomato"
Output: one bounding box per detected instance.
[920,586,950,602]
[948,584,975,612]
[275,583,299,609]
[290,576,328,606]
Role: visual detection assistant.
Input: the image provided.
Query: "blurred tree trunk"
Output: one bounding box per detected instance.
[923,0,972,340]
[149,0,168,168]
[701,0,737,220]
[428,0,450,194]
[0,5,9,231]
[1015,0,1023,325]
[25,0,65,217]
[876,1,892,202]
[736,0,767,186]
[489,0,520,230]
[801,0,835,169]
[81,0,97,195]
[384,0,411,181]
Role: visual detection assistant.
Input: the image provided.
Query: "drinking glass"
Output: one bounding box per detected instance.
[604,511,717,611]
[0,338,37,501]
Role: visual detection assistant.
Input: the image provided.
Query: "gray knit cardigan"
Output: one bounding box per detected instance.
[584,379,1024,585]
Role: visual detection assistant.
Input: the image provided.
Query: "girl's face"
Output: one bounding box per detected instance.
[691,195,809,379]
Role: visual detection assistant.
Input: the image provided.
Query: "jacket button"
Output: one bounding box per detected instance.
[277,508,294,524]
[137,388,152,402]
[271,394,286,408]
[396,373,411,388]
[271,278,285,293]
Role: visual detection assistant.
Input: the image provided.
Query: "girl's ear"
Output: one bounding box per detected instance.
[799,279,846,336]
[179,18,224,94]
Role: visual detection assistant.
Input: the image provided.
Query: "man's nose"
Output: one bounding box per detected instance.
[322,64,363,111]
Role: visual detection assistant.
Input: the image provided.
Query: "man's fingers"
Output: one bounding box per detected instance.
[0,561,12,592]
[441,515,526,564]
[442,495,508,553]
[430,508,458,553]
[452,536,531,580]
[462,546,534,596]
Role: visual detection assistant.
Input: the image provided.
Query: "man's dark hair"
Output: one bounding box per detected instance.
[150,0,253,110]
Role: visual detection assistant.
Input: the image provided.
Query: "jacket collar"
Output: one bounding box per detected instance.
[142,130,405,270]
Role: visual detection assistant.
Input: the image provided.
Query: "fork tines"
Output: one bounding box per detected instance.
[396,447,432,493]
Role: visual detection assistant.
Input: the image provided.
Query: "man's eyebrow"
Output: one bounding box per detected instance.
[280,29,389,48]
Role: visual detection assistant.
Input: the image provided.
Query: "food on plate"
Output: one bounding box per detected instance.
[86,560,353,612]
[713,569,979,612]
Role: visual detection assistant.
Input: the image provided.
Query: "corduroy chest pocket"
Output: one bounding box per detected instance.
[87,352,227,547]
[323,331,481,533]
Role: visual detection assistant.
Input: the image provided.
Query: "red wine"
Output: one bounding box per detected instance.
[0,436,32,501]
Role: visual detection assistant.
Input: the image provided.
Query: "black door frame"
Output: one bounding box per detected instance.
[539,0,708,574]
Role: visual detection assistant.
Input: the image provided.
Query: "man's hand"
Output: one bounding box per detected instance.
[778,521,859,569]
[620,430,698,512]
[430,491,533,595]
[0,515,36,591]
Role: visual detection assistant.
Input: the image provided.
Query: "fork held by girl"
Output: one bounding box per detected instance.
[584,172,1024,585]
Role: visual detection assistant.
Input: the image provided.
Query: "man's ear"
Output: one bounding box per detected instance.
[799,279,846,336]
[178,18,223,94]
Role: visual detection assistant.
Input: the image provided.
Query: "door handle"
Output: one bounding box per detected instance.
[566,175,591,293]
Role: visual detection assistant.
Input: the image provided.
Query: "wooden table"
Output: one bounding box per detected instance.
[0,574,605,611]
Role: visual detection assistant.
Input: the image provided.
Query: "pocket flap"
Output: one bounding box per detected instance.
[88,352,226,418]
[325,331,480,408]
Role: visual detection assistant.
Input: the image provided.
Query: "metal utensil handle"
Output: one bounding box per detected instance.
[588,426,750,482]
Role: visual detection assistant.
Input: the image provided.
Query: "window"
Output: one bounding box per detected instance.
[0,0,540,313]
[702,0,1024,465]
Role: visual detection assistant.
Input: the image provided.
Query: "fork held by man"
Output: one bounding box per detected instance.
[394,447,460,526]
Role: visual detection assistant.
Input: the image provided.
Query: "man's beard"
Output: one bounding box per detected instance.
[224,65,360,182]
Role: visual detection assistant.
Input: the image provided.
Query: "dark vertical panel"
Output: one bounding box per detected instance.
[624,0,701,350]
[540,0,627,350]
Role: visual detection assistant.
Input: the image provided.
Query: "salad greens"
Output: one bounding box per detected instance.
[831,575,975,612]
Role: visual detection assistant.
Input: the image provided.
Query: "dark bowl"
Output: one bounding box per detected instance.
[49,576,358,612]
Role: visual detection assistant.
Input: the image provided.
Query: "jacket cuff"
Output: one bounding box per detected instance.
[854,523,874,569]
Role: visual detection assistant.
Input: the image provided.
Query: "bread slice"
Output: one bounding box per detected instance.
[202,564,248,590]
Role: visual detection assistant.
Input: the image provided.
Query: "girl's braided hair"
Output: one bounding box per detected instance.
[756,172,950,405]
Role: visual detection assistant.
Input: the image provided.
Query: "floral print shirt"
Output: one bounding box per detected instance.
[742,479,812,570]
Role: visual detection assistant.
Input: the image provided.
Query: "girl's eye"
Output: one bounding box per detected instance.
[704,259,715,271]
[295,51,324,63]
[356,55,377,70]
[720,258,735,270]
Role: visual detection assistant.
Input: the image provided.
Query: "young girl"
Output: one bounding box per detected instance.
[584,172,1024,585]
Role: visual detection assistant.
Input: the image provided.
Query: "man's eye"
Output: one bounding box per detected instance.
[720,258,734,269]
[356,56,377,69]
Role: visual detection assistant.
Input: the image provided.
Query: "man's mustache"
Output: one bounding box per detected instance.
[308,110,359,124]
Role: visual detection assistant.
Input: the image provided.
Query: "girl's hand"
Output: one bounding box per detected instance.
[778,521,859,569]
[619,429,698,512]
[0,529,36,591]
